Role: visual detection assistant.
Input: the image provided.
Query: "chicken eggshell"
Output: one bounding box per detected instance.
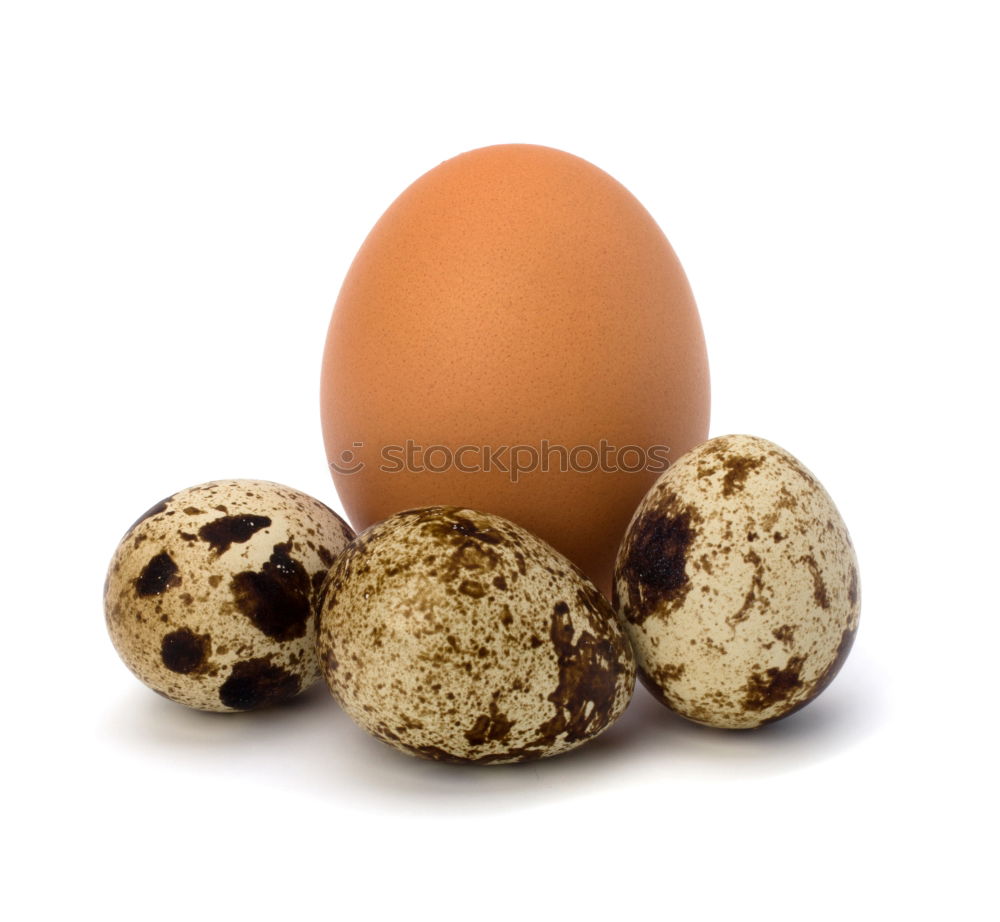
[321,144,709,595]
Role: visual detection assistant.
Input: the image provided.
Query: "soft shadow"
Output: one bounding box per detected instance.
[289,651,885,814]
[603,657,884,780]
[102,681,340,751]
[101,652,885,814]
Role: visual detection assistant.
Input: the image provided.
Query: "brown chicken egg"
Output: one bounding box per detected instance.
[321,144,709,595]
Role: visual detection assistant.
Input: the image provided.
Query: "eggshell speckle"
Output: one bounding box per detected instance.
[104,480,355,711]
[318,506,636,763]
[613,435,860,728]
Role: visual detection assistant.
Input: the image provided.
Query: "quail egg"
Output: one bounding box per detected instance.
[104,480,355,711]
[318,506,636,763]
[614,435,860,728]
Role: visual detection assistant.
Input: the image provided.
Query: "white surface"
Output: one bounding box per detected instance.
[3,2,997,919]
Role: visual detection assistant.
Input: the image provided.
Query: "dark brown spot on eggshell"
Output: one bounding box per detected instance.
[800,554,831,609]
[135,552,181,597]
[465,701,515,746]
[431,512,504,546]
[402,742,476,764]
[230,542,311,641]
[458,579,487,598]
[124,495,173,537]
[726,549,767,632]
[721,455,764,497]
[198,514,272,555]
[637,665,676,710]
[772,624,796,646]
[535,602,621,745]
[759,625,858,725]
[161,628,210,673]
[218,657,301,710]
[659,663,685,681]
[742,655,806,712]
[619,499,697,625]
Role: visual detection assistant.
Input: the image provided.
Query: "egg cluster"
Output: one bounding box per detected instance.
[105,434,858,758]
[104,144,860,766]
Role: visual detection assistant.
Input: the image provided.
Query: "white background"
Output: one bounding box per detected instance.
[3,2,997,919]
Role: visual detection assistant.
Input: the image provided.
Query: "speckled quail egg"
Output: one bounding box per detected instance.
[318,506,636,763]
[613,435,860,729]
[104,480,355,711]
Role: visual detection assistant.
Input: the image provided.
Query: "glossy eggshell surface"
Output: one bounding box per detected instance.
[321,144,709,595]
[318,506,636,763]
[613,435,860,729]
[104,480,355,712]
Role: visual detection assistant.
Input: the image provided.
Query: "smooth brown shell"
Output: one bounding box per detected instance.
[321,144,709,596]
